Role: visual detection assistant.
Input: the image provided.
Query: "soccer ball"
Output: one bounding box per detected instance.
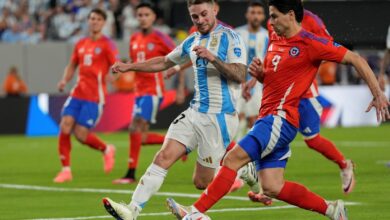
[182,212,211,220]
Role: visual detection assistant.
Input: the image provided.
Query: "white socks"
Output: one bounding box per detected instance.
[131,163,168,210]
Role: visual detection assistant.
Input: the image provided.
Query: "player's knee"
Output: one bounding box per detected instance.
[74,129,87,143]
[193,177,211,190]
[129,118,144,133]
[153,149,174,168]
[262,181,283,198]
[60,120,73,134]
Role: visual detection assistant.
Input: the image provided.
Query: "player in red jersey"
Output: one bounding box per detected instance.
[53,8,119,183]
[168,0,389,219]
[244,8,354,199]
[112,2,185,184]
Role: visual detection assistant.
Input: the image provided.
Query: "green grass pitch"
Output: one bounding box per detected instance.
[1,125,390,219]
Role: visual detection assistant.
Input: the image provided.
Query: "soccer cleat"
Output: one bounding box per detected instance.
[340,160,355,194]
[112,177,137,185]
[228,178,244,193]
[104,145,116,174]
[326,200,348,220]
[240,162,260,193]
[166,198,190,220]
[53,170,72,183]
[182,212,211,220]
[247,191,273,206]
[103,197,138,220]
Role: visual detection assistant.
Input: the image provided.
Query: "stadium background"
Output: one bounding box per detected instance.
[0,0,390,220]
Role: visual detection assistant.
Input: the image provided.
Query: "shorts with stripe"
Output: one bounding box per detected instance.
[62,97,102,129]
[133,95,162,124]
[298,96,324,138]
[238,115,297,170]
[166,107,239,169]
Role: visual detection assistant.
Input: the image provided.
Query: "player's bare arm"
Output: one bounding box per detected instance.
[112,56,176,74]
[58,62,77,92]
[242,77,258,101]
[248,57,264,83]
[379,49,390,91]
[341,50,390,122]
[193,45,246,83]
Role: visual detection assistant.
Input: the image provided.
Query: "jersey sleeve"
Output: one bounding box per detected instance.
[70,42,80,64]
[308,39,348,64]
[106,39,120,65]
[226,31,247,65]
[166,35,194,65]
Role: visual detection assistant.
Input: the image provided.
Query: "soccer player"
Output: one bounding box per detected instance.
[168,0,390,219]
[112,2,185,184]
[379,25,390,92]
[102,0,247,219]
[53,8,119,183]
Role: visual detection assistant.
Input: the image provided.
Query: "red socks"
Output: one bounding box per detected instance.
[84,133,107,152]
[277,181,328,215]
[128,132,142,169]
[144,132,165,145]
[194,166,237,213]
[305,135,347,169]
[58,132,71,167]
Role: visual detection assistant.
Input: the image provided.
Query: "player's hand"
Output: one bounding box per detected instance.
[57,80,67,92]
[366,92,390,122]
[248,58,264,82]
[193,46,216,62]
[165,66,178,79]
[378,73,386,92]
[111,61,129,74]
[242,83,252,101]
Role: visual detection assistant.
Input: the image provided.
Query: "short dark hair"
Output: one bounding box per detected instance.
[269,0,303,22]
[88,8,107,20]
[187,0,215,7]
[248,1,266,9]
[136,1,157,14]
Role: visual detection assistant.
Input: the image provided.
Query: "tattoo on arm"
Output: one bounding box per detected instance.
[210,57,246,83]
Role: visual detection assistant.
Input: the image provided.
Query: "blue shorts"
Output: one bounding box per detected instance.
[298,97,324,137]
[133,95,162,124]
[239,115,297,171]
[62,97,102,129]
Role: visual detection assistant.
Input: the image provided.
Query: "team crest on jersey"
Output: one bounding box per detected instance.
[289,47,300,57]
[147,43,155,51]
[94,47,102,54]
[210,35,218,48]
[234,47,242,57]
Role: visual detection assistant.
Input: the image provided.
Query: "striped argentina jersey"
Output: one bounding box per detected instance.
[235,25,268,81]
[167,24,247,114]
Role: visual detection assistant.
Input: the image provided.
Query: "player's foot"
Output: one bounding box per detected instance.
[247,191,273,206]
[340,160,355,194]
[240,162,260,193]
[103,197,139,220]
[112,177,137,184]
[166,198,190,220]
[326,200,348,220]
[104,145,116,174]
[53,170,72,183]
[183,212,211,220]
[229,178,244,193]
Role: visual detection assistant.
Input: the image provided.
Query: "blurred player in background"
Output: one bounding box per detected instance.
[53,8,119,183]
[168,0,390,219]
[379,25,390,92]
[102,0,248,219]
[112,2,185,185]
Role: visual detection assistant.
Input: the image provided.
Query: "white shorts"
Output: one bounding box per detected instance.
[166,108,239,168]
[237,82,262,117]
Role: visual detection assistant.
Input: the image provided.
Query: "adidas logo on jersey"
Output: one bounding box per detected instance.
[303,127,312,134]
[202,157,213,164]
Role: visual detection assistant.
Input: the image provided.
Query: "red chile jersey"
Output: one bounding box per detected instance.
[70,35,119,103]
[259,29,347,127]
[267,9,333,99]
[129,29,175,96]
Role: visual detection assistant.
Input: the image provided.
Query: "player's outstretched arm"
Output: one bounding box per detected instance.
[58,62,77,92]
[112,56,176,74]
[342,50,390,122]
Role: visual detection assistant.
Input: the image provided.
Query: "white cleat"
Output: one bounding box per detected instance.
[103,198,139,220]
[166,198,190,220]
[341,160,355,194]
[240,162,260,193]
[326,200,348,220]
[182,212,211,220]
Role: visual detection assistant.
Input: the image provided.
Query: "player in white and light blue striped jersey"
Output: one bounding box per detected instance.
[103,1,247,219]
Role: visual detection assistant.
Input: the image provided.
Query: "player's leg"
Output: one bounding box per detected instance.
[73,100,115,173]
[54,97,78,183]
[299,97,355,194]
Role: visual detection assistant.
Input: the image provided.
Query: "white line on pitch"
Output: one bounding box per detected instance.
[26,202,361,220]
